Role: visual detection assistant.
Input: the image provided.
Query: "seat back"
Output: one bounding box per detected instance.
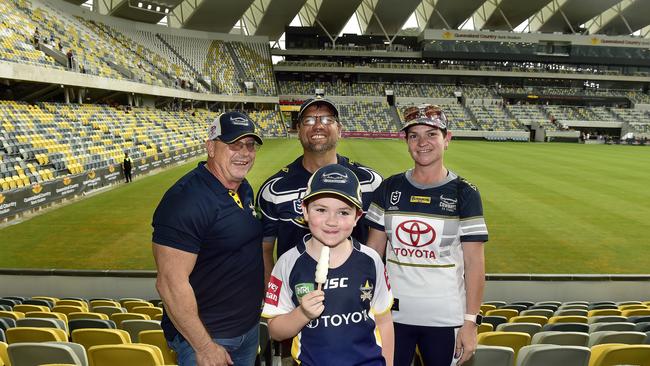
[477,331,531,359]
[51,306,86,316]
[588,322,635,333]
[483,316,509,329]
[531,331,589,347]
[119,320,161,342]
[634,322,650,333]
[588,331,647,347]
[71,329,131,351]
[92,307,125,318]
[547,316,588,324]
[486,309,519,321]
[24,311,68,323]
[13,305,50,314]
[48,341,89,366]
[139,330,176,365]
[541,323,589,333]
[6,327,67,344]
[7,342,84,366]
[16,318,67,334]
[588,344,650,366]
[87,344,164,366]
[110,313,150,327]
[68,319,116,334]
[67,312,109,321]
[122,301,153,312]
[0,341,8,366]
[131,307,163,318]
[587,316,627,324]
[464,345,514,366]
[496,323,542,337]
[516,344,590,366]
[520,309,554,318]
[509,316,548,326]
[0,318,16,332]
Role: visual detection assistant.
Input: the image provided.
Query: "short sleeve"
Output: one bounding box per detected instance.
[262,254,296,318]
[152,189,206,254]
[459,182,488,243]
[364,180,389,231]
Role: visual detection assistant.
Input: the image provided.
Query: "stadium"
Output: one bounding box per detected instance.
[1,0,650,364]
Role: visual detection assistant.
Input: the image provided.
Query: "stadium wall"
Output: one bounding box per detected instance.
[1,270,649,302]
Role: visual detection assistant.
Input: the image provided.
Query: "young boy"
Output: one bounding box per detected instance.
[262,164,394,366]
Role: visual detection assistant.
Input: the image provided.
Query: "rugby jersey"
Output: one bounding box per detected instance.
[262,236,393,366]
[364,170,488,327]
[256,155,382,258]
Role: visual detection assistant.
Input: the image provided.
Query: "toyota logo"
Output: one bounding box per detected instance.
[395,220,436,247]
[306,319,319,328]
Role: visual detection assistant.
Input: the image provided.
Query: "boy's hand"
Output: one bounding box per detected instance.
[299,290,325,320]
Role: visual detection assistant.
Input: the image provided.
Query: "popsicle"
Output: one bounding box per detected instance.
[315,246,330,290]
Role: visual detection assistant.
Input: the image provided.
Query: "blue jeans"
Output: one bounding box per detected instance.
[169,323,259,366]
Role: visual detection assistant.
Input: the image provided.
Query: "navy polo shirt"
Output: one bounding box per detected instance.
[152,162,264,340]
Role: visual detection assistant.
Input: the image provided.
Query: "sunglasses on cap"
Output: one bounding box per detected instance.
[402,104,448,129]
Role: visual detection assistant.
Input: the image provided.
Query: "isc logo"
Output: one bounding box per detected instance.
[323,277,348,290]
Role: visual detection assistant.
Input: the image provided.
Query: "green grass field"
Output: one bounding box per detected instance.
[1,139,649,273]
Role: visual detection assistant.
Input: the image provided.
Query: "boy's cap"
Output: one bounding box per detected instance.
[400,104,448,132]
[303,164,362,210]
[208,111,263,145]
[293,96,340,128]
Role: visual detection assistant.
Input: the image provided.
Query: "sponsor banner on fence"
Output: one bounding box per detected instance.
[342,131,403,138]
[0,146,201,220]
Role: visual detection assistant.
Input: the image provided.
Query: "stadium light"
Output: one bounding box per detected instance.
[165,8,169,13]
[137,2,142,7]
[147,4,151,9]
[156,6,160,11]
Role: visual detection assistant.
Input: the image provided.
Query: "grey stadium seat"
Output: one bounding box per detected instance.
[516,344,590,366]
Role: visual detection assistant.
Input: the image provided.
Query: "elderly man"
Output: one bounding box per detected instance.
[365,104,488,366]
[256,96,382,286]
[153,111,264,366]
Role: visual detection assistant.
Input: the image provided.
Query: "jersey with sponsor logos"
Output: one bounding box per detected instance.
[364,170,488,327]
[256,155,382,258]
[262,236,393,366]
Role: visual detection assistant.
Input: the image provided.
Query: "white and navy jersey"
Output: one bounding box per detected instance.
[262,236,393,366]
[364,170,488,327]
[256,155,382,258]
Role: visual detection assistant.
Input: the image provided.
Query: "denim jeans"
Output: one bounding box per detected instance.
[169,323,259,366]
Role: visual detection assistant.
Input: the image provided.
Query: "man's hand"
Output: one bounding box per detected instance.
[195,341,233,366]
[454,322,478,365]
[299,290,325,320]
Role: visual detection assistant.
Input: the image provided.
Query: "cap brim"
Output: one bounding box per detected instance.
[302,189,362,210]
[400,118,447,132]
[220,132,263,145]
[297,100,339,121]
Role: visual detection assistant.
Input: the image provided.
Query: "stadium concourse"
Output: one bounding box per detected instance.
[1,0,650,364]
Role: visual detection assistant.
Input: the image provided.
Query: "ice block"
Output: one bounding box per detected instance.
[315,246,330,289]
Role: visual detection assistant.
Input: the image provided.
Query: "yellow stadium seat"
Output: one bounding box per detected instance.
[55,300,87,310]
[71,328,131,351]
[67,312,109,321]
[122,301,153,312]
[480,304,497,314]
[485,309,519,321]
[87,344,164,366]
[131,307,162,318]
[547,316,588,324]
[619,304,648,311]
[622,309,650,317]
[51,305,86,316]
[588,309,622,317]
[6,327,67,344]
[0,342,8,366]
[13,304,50,314]
[0,311,25,320]
[90,300,121,309]
[139,330,177,365]
[588,344,650,366]
[478,323,493,334]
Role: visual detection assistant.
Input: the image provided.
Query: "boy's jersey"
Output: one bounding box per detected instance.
[364,170,488,327]
[262,236,393,366]
[256,155,382,258]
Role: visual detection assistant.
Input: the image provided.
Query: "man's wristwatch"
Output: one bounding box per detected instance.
[464,313,483,326]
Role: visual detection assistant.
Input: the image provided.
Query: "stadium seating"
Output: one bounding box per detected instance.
[464,345,514,366]
[588,344,650,366]
[139,330,177,365]
[6,327,67,343]
[71,328,131,350]
[7,341,89,366]
[531,331,589,347]
[119,320,161,343]
[515,344,590,366]
[87,343,165,366]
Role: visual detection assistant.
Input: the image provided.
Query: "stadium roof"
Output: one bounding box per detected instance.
[76,0,650,40]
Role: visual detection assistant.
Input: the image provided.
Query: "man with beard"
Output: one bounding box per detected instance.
[256,96,382,287]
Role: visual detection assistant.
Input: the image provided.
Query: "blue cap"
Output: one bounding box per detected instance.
[208,111,263,145]
[302,164,362,210]
[294,96,339,128]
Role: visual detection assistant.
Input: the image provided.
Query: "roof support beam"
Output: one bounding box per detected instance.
[297,0,323,27]
[168,0,205,28]
[414,0,439,33]
[471,0,502,30]
[96,0,126,15]
[241,0,271,36]
[584,0,635,34]
[356,0,378,35]
[528,0,569,33]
